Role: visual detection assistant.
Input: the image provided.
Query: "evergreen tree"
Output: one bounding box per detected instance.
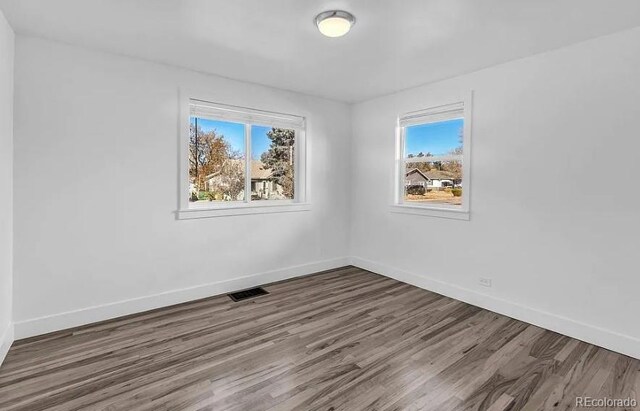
[260,128,295,198]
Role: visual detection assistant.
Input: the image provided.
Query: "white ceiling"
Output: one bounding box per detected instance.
[1,0,640,102]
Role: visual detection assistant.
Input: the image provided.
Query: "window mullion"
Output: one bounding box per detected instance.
[245,124,252,204]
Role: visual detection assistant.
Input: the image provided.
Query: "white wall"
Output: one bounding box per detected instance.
[0,9,14,364]
[12,36,351,337]
[350,27,640,359]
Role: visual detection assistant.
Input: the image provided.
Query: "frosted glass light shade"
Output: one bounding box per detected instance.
[315,11,355,38]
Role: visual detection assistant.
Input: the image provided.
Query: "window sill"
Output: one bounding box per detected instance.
[390,204,470,221]
[176,203,311,220]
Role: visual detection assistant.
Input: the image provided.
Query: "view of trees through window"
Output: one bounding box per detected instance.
[189,117,295,204]
[403,118,464,206]
[251,125,295,201]
[189,118,245,202]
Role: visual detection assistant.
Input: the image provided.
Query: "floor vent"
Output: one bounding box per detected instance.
[228,287,269,302]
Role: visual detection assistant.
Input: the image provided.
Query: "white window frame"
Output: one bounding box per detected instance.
[177,95,309,219]
[391,92,472,221]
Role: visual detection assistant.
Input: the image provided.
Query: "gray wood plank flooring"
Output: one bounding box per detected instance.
[0,266,638,410]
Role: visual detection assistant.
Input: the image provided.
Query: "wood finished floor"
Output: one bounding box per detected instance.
[0,266,638,411]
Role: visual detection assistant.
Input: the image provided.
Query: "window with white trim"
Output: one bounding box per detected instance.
[395,97,471,218]
[179,99,307,218]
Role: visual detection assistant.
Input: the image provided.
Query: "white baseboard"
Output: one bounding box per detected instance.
[0,322,14,367]
[350,256,640,360]
[14,257,350,340]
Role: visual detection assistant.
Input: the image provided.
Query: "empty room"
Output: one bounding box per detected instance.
[0,1,639,410]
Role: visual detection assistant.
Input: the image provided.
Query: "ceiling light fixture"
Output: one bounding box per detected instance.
[315,10,356,38]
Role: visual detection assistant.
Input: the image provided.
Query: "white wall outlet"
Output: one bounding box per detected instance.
[479,277,492,288]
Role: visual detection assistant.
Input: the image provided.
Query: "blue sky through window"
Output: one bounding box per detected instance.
[405,118,463,157]
[191,118,274,160]
[191,117,245,155]
[251,125,272,160]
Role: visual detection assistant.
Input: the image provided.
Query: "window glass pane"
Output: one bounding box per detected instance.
[403,117,464,207]
[404,118,464,157]
[251,125,295,200]
[189,117,245,203]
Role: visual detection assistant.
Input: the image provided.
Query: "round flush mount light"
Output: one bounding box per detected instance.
[315,10,356,38]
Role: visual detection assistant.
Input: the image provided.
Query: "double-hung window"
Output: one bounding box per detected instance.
[178,98,307,219]
[394,95,472,220]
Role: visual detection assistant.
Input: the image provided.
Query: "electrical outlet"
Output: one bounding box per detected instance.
[479,277,492,288]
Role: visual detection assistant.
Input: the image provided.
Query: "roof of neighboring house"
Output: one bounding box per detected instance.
[251,160,274,180]
[406,168,460,181]
[205,159,274,180]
